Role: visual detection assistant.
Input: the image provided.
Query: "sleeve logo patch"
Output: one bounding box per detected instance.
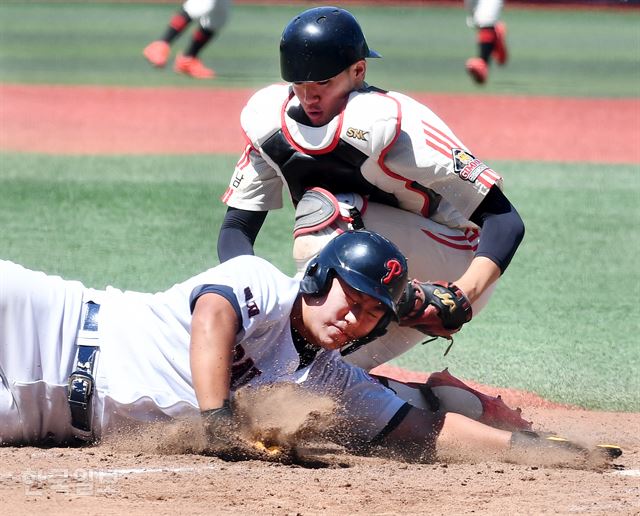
[452,148,489,182]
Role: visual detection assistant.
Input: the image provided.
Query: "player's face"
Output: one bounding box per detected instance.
[301,276,387,350]
[292,61,367,126]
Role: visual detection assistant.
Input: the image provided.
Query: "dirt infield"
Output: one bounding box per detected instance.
[1,83,639,514]
[0,391,638,515]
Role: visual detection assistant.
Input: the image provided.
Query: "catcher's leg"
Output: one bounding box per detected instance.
[372,368,532,432]
[293,191,496,314]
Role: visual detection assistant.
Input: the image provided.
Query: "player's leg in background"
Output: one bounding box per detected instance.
[174,0,232,79]
[464,0,507,84]
[143,4,193,68]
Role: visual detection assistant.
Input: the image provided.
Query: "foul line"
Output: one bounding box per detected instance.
[93,465,220,477]
[23,464,640,480]
[614,469,640,477]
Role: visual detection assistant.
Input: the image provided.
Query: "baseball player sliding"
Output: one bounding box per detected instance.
[218,7,523,408]
[1,230,616,462]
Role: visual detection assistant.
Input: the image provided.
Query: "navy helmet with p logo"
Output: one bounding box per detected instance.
[301,229,408,322]
[301,229,408,354]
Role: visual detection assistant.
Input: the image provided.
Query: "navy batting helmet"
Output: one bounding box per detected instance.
[300,230,408,318]
[280,6,381,83]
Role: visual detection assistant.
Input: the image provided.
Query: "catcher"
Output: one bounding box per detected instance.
[217,6,525,426]
[0,230,617,462]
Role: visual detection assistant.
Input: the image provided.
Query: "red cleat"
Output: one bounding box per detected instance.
[493,22,509,66]
[465,57,488,85]
[143,40,171,68]
[174,54,216,79]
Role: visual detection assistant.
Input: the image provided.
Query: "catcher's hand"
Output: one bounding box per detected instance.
[201,401,274,462]
[397,279,472,338]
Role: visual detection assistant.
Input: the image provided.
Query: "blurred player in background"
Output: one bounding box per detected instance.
[464,0,508,84]
[142,0,231,79]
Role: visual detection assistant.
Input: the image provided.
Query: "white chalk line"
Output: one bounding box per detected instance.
[614,469,640,477]
[25,464,640,480]
[97,465,640,478]
[90,465,221,478]
[20,464,221,481]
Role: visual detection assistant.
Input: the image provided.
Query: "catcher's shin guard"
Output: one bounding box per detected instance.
[373,368,532,432]
[292,188,366,274]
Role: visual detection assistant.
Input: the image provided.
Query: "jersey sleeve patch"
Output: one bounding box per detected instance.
[451,148,501,188]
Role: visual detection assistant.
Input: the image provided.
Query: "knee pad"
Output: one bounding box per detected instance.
[292,188,365,274]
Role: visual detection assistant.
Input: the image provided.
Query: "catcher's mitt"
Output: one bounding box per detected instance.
[397,280,472,338]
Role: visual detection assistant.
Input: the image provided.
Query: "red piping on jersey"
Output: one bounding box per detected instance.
[422,121,463,149]
[221,187,233,203]
[476,168,501,189]
[424,140,451,159]
[236,143,253,170]
[441,232,474,241]
[421,229,479,251]
[466,228,480,241]
[376,93,431,218]
[422,121,462,159]
[221,143,255,203]
[280,90,343,155]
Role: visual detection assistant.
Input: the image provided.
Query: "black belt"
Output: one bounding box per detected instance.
[67,301,100,441]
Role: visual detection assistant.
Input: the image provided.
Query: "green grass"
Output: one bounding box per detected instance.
[1,153,638,411]
[394,161,640,411]
[0,2,638,411]
[0,153,296,290]
[0,2,638,95]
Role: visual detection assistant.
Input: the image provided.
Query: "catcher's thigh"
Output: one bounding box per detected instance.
[294,202,496,314]
[293,202,498,371]
[366,202,497,313]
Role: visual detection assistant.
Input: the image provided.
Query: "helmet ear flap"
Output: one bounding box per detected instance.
[306,261,318,277]
[300,260,334,297]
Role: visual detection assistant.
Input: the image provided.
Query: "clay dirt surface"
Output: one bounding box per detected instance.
[1,84,639,163]
[0,391,638,515]
[0,84,639,514]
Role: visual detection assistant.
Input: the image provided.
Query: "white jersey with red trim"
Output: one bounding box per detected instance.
[0,257,405,444]
[220,84,505,371]
[223,83,502,231]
